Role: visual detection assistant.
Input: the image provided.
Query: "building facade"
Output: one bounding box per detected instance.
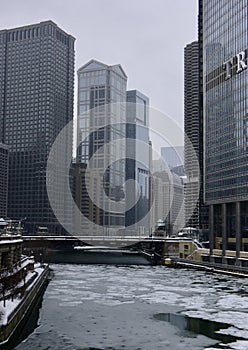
[0,21,75,234]
[125,90,150,235]
[152,160,184,235]
[202,0,248,264]
[0,143,8,218]
[184,41,200,229]
[72,163,101,236]
[184,41,206,229]
[77,60,127,234]
[152,171,184,235]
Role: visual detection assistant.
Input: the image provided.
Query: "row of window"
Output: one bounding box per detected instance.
[0,25,74,48]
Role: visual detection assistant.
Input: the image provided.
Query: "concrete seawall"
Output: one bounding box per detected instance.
[169,258,248,278]
[0,265,50,349]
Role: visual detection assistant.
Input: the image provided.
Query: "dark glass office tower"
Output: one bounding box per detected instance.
[202,0,248,264]
[0,143,8,218]
[125,90,150,234]
[0,21,75,234]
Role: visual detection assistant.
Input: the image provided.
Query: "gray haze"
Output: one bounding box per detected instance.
[1,0,198,126]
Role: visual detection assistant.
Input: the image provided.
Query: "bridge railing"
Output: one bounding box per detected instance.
[22,235,167,242]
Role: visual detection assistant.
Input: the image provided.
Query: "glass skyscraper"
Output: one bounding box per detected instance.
[77,60,127,234]
[202,0,248,264]
[0,21,75,234]
[0,143,8,218]
[125,90,150,234]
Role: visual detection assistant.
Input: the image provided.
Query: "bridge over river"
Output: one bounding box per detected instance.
[22,235,167,248]
[22,235,167,265]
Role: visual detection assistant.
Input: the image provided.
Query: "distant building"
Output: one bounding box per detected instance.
[0,21,75,234]
[72,163,101,236]
[152,160,184,235]
[125,90,150,234]
[170,165,185,177]
[161,146,184,170]
[161,147,185,177]
[152,174,170,233]
[170,173,185,233]
[152,159,170,173]
[0,143,8,218]
[77,59,127,234]
[184,40,208,229]
[149,140,154,235]
[184,41,200,229]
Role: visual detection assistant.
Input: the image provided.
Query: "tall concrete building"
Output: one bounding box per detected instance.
[152,163,184,235]
[77,60,127,234]
[184,42,201,229]
[0,21,75,233]
[201,0,248,265]
[125,90,150,234]
[72,163,101,236]
[184,40,208,230]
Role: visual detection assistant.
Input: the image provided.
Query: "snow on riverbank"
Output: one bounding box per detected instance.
[0,264,47,325]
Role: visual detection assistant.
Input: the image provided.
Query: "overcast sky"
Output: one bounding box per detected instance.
[2,0,198,128]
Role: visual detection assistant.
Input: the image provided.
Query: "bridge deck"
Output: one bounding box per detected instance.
[22,236,167,243]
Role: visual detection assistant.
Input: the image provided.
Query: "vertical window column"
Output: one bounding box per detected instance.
[236,201,241,265]
[209,204,214,262]
[222,203,227,264]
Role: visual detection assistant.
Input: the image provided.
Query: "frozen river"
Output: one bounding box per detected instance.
[15,264,248,350]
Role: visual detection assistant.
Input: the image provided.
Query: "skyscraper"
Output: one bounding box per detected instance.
[72,162,101,236]
[77,60,127,234]
[0,143,8,218]
[184,41,201,229]
[202,0,248,265]
[152,160,184,235]
[0,21,75,234]
[125,90,150,234]
[184,39,208,231]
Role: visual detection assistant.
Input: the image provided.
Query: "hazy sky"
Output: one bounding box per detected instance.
[2,0,198,128]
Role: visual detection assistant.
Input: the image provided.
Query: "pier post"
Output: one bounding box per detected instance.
[209,204,214,263]
[222,203,227,265]
[236,201,241,266]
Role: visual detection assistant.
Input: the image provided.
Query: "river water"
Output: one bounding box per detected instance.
[14,264,248,350]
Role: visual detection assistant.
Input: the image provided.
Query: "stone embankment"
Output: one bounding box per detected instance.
[0,263,50,349]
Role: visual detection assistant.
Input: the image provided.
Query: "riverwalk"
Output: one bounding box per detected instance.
[0,262,50,349]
